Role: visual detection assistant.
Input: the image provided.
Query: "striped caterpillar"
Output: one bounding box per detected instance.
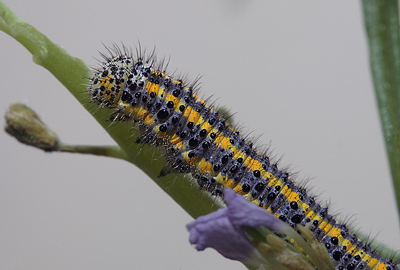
[87,47,398,270]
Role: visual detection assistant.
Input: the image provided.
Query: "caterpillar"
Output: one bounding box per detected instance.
[87,47,398,270]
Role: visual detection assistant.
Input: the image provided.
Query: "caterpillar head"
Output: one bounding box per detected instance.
[88,55,133,107]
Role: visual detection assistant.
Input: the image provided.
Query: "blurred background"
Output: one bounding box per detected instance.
[1,1,399,269]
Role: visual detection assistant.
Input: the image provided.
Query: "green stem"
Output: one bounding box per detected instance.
[58,143,128,160]
[0,0,223,219]
[362,0,400,223]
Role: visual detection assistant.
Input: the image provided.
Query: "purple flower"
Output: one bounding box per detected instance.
[186,188,287,266]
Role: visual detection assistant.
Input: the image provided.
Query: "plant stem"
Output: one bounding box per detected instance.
[0,0,223,220]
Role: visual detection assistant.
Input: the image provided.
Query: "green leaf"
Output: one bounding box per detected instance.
[362,0,400,224]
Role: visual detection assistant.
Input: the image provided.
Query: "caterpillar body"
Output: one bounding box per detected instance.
[88,49,398,270]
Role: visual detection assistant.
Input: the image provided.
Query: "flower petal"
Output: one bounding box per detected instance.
[186,207,257,264]
[186,188,288,265]
[224,188,287,231]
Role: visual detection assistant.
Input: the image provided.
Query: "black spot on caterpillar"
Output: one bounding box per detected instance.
[87,46,399,270]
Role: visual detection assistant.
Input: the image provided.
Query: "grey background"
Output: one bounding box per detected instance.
[1,1,399,269]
